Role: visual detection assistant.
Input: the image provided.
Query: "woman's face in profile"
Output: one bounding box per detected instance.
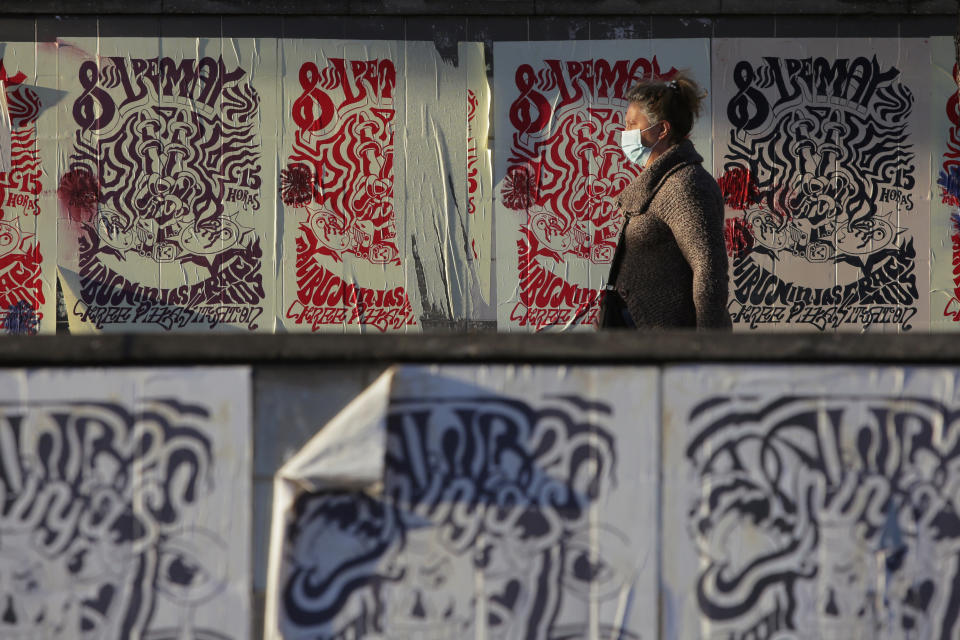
[624,102,667,164]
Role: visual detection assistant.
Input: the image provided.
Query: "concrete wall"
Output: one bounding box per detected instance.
[6,331,960,637]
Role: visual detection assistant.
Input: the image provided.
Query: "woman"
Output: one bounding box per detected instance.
[605,72,731,330]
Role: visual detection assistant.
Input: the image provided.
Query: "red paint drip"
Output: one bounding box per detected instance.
[724,217,754,259]
[280,163,315,207]
[57,169,99,222]
[717,167,761,210]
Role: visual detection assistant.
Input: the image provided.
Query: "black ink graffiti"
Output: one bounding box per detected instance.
[730,240,919,331]
[685,394,960,639]
[722,54,919,331]
[63,56,265,331]
[281,395,638,640]
[0,397,231,639]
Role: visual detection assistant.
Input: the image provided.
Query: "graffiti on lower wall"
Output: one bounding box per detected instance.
[266,365,659,638]
[664,366,960,639]
[0,367,251,639]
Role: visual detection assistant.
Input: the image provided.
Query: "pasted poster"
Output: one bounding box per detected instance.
[715,38,931,332]
[663,365,960,639]
[51,37,277,333]
[931,37,960,329]
[266,365,659,638]
[0,44,55,334]
[279,41,477,333]
[493,40,712,331]
[463,42,495,325]
[0,367,251,639]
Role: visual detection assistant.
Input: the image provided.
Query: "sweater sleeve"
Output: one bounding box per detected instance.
[657,172,733,330]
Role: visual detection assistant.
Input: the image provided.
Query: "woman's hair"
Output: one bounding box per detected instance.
[624,70,706,143]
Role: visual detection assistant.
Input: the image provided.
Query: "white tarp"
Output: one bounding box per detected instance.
[266,364,659,639]
[0,366,251,639]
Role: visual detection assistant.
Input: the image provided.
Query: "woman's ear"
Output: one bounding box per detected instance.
[659,120,673,144]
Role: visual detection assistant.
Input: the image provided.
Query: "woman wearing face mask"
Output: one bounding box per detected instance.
[599,71,732,330]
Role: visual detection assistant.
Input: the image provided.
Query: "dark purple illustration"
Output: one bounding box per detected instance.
[60,56,266,331]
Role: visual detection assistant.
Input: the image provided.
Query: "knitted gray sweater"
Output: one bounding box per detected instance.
[612,139,732,330]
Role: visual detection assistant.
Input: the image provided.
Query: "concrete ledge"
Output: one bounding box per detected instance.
[0,0,955,13]
[5,332,960,366]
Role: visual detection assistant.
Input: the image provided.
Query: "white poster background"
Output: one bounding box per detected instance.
[0,366,251,639]
[266,364,659,639]
[714,38,931,333]
[663,365,960,639]
[50,36,277,333]
[493,39,712,332]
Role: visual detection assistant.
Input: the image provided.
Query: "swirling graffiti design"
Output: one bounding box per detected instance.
[0,397,229,639]
[686,394,960,639]
[723,59,915,273]
[281,395,636,640]
[288,59,399,267]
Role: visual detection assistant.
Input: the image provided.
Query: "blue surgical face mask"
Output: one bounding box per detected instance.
[620,123,660,165]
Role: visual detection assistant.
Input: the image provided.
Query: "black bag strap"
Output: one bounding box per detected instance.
[605,212,632,288]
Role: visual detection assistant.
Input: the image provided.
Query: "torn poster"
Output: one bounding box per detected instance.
[715,38,931,332]
[0,45,55,334]
[0,366,251,638]
[493,39,712,331]
[930,37,960,329]
[663,365,960,638]
[265,365,659,639]
[462,42,495,322]
[278,40,480,333]
[51,37,277,333]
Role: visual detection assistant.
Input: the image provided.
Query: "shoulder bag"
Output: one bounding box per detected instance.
[595,213,637,329]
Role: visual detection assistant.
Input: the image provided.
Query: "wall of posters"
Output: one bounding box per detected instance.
[493,39,712,332]
[662,365,960,639]
[715,38,932,332]
[0,31,955,333]
[266,365,659,639]
[0,41,55,334]
[50,37,277,333]
[0,366,251,639]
